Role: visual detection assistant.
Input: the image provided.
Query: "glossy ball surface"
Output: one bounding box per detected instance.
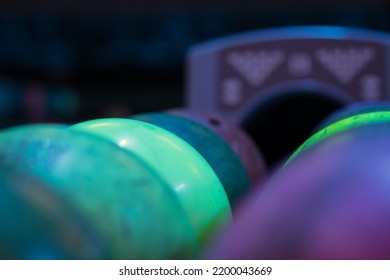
[315,102,390,132]
[207,124,390,259]
[0,124,197,259]
[70,118,232,245]
[166,108,267,187]
[132,112,250,207]
[288,110,390,163]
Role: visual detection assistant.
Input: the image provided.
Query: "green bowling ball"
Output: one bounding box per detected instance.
[0,124,197,259]
[131,112,250,207]
[315,102,390,132]
[69,118,232,246]
[288,110,390,164]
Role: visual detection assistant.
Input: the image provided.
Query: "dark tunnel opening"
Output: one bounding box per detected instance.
[242,91,347,168]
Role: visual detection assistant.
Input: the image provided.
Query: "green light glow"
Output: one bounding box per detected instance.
[0,125,198,259]
[70,118,232,246]
[132,112,250,207]
[287,111,390,164]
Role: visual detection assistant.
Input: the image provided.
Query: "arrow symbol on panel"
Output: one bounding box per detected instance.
[315,47,375,84]
[226,50,285,87]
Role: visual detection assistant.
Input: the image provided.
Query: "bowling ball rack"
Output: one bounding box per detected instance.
[186,26,390,165]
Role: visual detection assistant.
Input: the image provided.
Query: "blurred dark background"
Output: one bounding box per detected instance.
[0,0,389,127]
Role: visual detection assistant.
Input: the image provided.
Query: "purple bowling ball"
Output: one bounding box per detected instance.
[206,124,390,259]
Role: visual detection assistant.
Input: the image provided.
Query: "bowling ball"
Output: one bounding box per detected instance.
[207,124,390,259]
[131,112,250,207]
[166,108,267,187]
[0,167,102,259]
[69,118,232,246]
[0,124,197,259]
[287,110,390,164]
[315,102,390,132]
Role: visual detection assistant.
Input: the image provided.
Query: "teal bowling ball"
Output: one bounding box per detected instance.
[165,108,267,187]
[0,124,197,259]
[0,168,99,259]
[131,112,250,207]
